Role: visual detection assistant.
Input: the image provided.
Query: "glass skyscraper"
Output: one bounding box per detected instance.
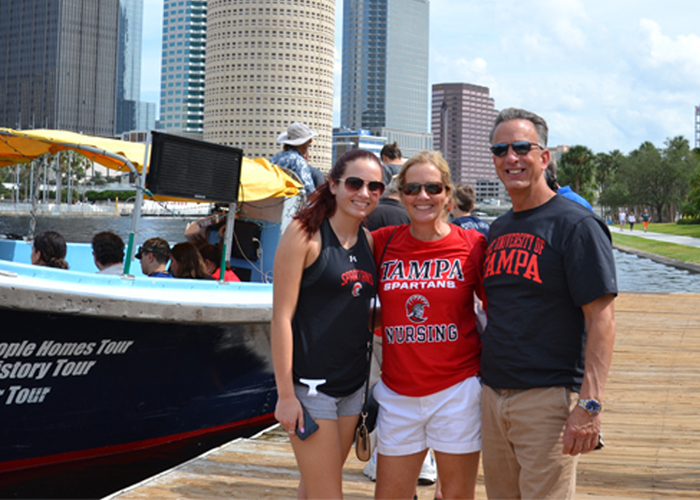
[340,0,431,157]
[159,0,207,136]
[0,0,119,137]
[115,0,149,135]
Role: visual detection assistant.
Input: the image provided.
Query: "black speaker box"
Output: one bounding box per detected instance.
[147,131,243,204]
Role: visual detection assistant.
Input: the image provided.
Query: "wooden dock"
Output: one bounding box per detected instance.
[109,293,700,499]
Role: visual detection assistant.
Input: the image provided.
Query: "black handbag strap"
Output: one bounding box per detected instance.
[363,227,399,402]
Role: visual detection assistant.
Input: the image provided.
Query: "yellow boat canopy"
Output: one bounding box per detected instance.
[0,128,301,202]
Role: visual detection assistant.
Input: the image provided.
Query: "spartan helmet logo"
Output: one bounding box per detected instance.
[352,282,363,297]
[406,295,429,323]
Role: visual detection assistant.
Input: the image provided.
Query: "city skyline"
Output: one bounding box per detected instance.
[138,0,700,155]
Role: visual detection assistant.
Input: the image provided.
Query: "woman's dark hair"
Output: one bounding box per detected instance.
[170,242,213,279]
[33,231,69,269]
[380,142,402,161]
[294,149,382,237]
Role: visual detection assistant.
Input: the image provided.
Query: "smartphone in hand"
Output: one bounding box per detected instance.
[296,402,319,441]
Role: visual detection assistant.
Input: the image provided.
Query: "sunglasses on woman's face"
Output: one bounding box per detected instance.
[401,182,445,196]
[489,141,543,157]
[341,176,385,195]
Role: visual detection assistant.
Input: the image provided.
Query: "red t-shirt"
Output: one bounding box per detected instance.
[212,268,241,282]
[372,224,486,397]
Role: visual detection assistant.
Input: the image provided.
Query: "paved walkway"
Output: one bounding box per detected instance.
[609,226,700,248]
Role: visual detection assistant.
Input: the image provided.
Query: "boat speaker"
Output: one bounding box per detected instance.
[147,132,243,204]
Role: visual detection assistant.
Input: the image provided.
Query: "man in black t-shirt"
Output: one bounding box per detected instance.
[481,108,617,500]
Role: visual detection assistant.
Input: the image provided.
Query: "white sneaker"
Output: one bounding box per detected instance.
[418,450,437,485]
[362,451,377,481]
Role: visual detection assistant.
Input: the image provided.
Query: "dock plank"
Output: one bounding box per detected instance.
[110,293,700,499]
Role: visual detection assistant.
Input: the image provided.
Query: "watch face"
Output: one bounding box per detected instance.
[585,400,601,413]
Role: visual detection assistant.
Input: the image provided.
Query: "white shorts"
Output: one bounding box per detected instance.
[374,376,482,456]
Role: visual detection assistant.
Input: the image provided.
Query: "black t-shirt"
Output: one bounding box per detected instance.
[481,195,617,392]
[365,197,410,231]
[292,219,376,397]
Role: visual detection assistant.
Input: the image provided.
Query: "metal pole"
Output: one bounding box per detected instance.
[124,132,151,275]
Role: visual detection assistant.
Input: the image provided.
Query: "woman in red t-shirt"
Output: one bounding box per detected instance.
[372,151,486,499]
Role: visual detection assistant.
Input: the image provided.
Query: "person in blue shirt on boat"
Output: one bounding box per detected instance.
[450,184,490,238]
[271,122,320,197]
[92,231,124,275]
[271,149,385,499]
[545,159,594,211]
[135,237,173,278]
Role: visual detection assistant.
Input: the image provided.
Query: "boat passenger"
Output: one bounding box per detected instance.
[271,149,385,499]
[198,243,240,282]
[371,151,486,499]
[271,122,320,197]
[31,230,69,269]
[135,237,172,278]
[169,242,214,280]
[91,231,125,275]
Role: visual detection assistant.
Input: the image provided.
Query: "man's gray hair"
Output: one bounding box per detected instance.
[489,108,549,148]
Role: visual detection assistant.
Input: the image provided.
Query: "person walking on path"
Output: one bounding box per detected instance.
[618,208,626,231]
[628,212,636,231]
[271,149,385,499]
[641,209,650,232]
[482,108,617,499]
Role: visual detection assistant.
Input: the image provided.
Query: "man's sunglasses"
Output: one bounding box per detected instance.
[402,182,445,196]
[490,141,544,157]
[341,177,385,195]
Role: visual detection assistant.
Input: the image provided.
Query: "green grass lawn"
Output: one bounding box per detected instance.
[611,232,700,264]
[641,222,700,238]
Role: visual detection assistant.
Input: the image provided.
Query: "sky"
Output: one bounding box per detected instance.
[140,0,700,155]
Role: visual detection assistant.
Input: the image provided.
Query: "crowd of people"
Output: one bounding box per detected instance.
[271,110,617,500]
[31,228,240,283]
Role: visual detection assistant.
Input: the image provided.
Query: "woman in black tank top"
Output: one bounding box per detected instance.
[271,149,385,498]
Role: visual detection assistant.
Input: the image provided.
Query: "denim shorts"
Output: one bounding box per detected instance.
[294,383,364,420]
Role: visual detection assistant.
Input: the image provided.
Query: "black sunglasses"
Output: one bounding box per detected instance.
[341,176,385,195]
[490,141,544,157]
[402,182,445,196]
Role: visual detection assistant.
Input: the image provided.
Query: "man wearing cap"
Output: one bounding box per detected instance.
[271,122,319,197]
[136,237,173,278]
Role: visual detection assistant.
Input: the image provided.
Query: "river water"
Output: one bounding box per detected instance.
[1,214,699,293]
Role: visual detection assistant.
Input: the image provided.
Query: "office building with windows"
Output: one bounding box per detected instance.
[432,82,499,190]
[203,0,335,170]
[340,0,432,158]
[332,128,386,166]
[115,0,156,135]
[159,0,207,136]
[0,0,119,136]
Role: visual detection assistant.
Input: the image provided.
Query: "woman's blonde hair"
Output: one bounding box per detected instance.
[397,151,454,199]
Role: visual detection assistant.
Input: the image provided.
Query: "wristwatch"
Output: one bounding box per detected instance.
[578,398,603,415]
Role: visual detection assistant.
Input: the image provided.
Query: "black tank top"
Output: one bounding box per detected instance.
[292,218,377,397]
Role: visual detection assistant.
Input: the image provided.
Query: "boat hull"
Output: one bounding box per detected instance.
[0,308,277,476]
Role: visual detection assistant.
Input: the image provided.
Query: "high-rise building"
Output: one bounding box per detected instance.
[203,0,335,170]
[432,83,499,189]
[115,0,155,135]
[159,0,207,136]
[0,0,119,136]
[340,0,432,158]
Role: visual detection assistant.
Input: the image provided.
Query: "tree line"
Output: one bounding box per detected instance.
[558,137,700,223]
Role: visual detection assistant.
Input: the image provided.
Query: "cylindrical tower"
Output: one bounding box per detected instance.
[204,0,335,171]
